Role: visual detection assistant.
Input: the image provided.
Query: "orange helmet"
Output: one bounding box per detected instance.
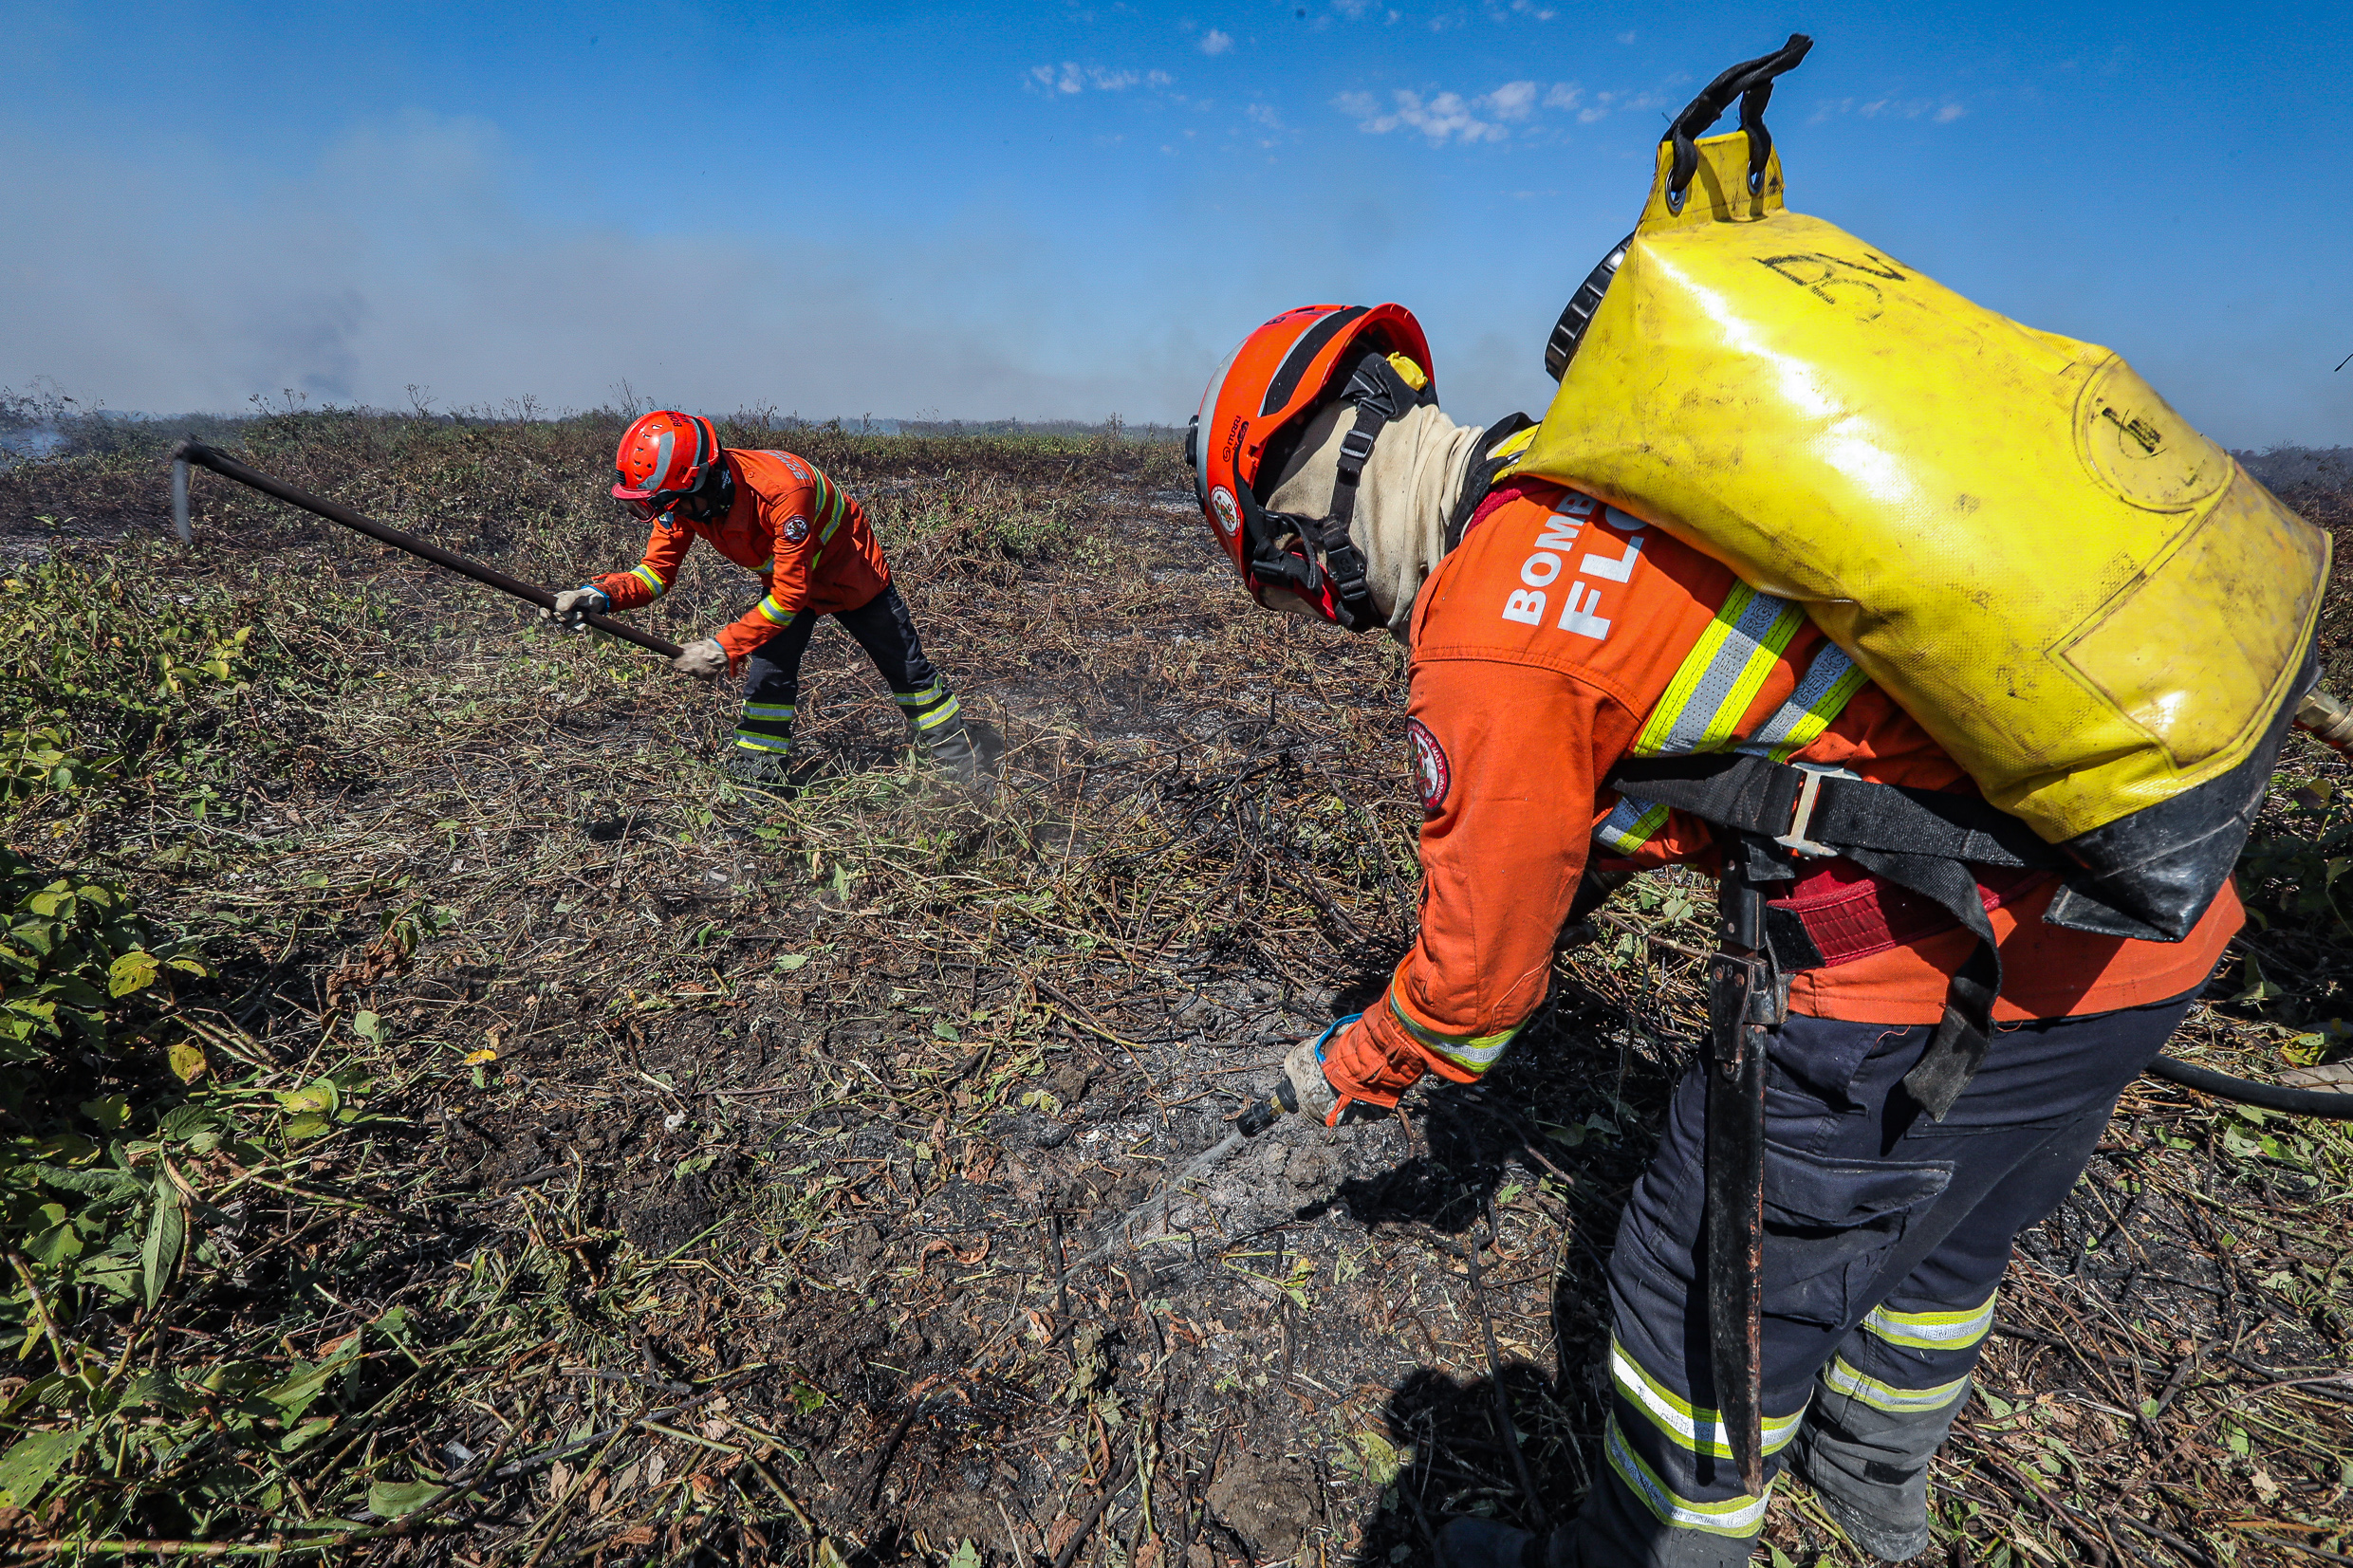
[1184,304,1435,632]
[612,410,728,526]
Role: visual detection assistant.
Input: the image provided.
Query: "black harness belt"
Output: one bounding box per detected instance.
[1610,752,2070,1121]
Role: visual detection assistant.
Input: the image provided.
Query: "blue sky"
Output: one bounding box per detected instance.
[5,0,2349,444]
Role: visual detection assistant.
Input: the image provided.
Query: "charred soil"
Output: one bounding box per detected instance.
[1,416,2349,1565]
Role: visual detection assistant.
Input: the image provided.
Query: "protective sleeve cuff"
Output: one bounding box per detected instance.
[713,618,771,661]
[592,573,649,611]
[1373,976,1527,1085]
[1319,1010,1430,1115]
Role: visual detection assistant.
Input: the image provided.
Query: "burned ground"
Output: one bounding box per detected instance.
[1,416,2349,1565]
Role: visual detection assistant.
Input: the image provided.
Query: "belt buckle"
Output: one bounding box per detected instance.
[1775,767,1838,858]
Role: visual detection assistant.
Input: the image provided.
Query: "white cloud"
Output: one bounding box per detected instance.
[1485,81,1540,121]
[1246,101,1287,132]
[1027,63,1156,94]
[1199,28,1233,55]
[1808,96,1969,125]
[1337,77,1665,142]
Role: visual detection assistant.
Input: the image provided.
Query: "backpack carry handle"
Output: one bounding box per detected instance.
[1663,33,1813,207]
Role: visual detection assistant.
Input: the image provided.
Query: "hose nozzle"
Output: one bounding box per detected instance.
[2296,688,2353,756]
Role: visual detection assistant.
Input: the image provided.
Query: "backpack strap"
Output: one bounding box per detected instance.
[1607,750,2071,1120]
[1444,413,1539,552]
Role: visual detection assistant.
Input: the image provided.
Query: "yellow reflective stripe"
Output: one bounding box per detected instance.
[1604,1417,1771,1537]
[1862,1289,1997,1351]
[1596,795,1672,856]
[1631,583,1806,758]
[1739,642,1869,764]
[740,703,797,720]
[1821,1356,1972,1414]
[911,694,963,729]
[630,564,667,598]
[1386,990,1519,1073]
[811,470,847,539]
[893,682,948,708]
[755,595,794,626]
[732,733,792,753]
[1610,1339,1805,1459]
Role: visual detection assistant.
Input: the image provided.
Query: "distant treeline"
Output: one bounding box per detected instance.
[0,384,1182,466]
[2237,447,2353,492]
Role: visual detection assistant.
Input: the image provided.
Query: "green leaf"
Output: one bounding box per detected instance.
[367,1478,443,1519]
[284,1115,332,1142]
[141,1175,186,1308]
[774,952,809,972]
[280,1415,338,1453]
[278,1078,343,1116]
[166,1041,208,1083]
[78,1095,130,1130]
[107,950,160,997]
[932,1019,962,1042]
[0,1425,86,1508]
[352,1010,385,1044]
[266,1335,361,1421]
[948,1540,982,1568]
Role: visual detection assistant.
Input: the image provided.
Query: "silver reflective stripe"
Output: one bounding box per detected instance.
[1610,1338,1806,1459]
[1739,642,1868,764]
[1862,1289,1998,1351]
[642,428,675,494]
[1596,794,1671,856]
[1821,1356,1972,1414]
[1630,583,1806,758]
[1603,1417,1772,1536]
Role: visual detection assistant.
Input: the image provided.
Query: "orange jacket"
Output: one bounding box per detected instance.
[593,450,892,659]
[1318,478,2241,1116]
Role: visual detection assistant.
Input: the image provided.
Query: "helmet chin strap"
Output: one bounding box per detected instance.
[1253,351,1434,634]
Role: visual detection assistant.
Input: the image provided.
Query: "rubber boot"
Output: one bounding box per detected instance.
[721,747,794,798]
[1785,1398,1949,1562]
[1435,1519,1547,1568]
[914,715,983,789]
[1436,1519,1598,1568]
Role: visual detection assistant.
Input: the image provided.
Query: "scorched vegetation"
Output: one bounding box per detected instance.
[0,412,2348,1564]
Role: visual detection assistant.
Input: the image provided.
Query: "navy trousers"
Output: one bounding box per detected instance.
[731,583,961,758]
[1571,990,2196,1564]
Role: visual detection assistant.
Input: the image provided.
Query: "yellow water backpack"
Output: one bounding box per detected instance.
[1517,38,2326,954]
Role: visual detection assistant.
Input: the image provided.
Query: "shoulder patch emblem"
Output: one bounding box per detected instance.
[1407,718,1451,813]
[782,514,810,543]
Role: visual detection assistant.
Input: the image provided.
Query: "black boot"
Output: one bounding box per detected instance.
[912,715,990,789]
[1436,1519,1589,1568]
[721,747,794,798]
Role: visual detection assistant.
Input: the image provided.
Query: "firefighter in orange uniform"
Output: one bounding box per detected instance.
[1186,306,2240,1566]
[550,411,977,787]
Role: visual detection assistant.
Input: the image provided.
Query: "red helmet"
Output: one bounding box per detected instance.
[612,410,726,524]
[1184,304,1435,632]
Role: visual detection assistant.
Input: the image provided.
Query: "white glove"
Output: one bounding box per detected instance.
[672,638,730,678]
[543,585,609,632]
[1279,1035,1341,1122]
